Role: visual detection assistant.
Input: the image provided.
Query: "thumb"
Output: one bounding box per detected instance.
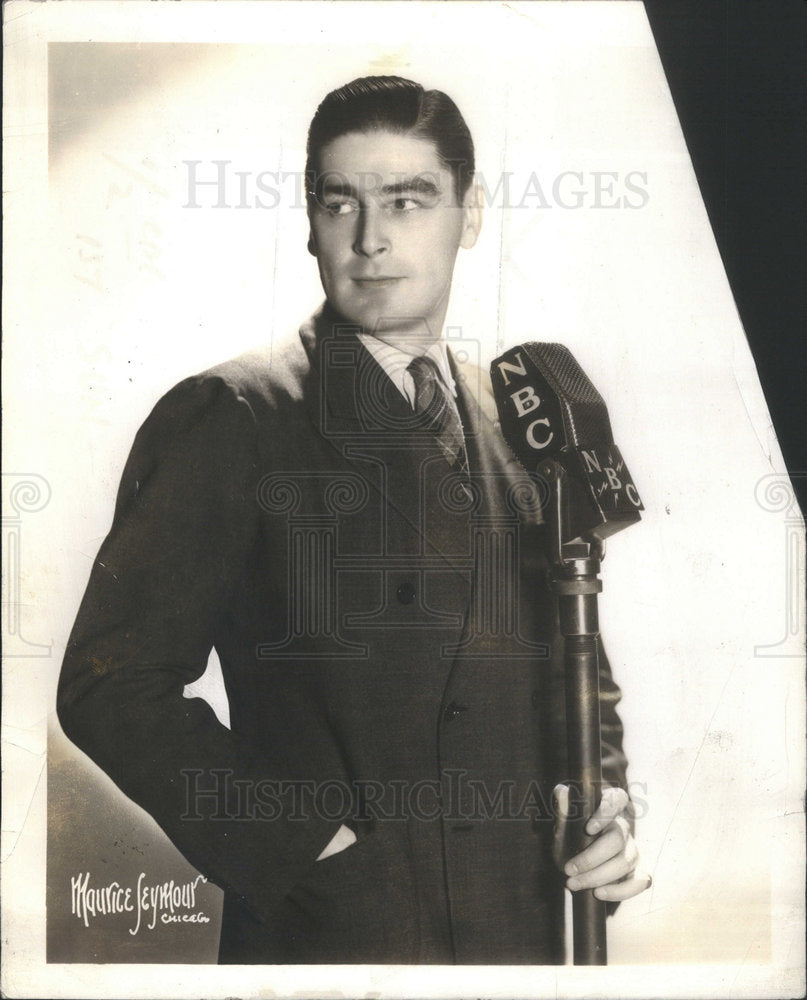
[552,783,570,872]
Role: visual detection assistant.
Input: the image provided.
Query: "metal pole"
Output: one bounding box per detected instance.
[539,458,608,965]
[553,558,607,965]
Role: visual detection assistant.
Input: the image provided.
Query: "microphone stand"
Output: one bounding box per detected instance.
[539,456,608,966]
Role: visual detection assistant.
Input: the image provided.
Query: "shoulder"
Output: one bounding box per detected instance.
[191,333,311,412]
[152,334,311,422]
[130,334,314,466]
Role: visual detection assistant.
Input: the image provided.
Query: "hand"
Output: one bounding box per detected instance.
[553,783,652,902]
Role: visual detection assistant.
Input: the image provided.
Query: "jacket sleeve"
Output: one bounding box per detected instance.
[57,373,346,924]
[597,640,635,916]
[597,637,630,795]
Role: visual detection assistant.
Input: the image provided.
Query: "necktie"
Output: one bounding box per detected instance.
[406,355,470,481]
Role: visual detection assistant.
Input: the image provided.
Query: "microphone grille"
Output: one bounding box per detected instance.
[532,343,602,404]
[528,343,610,446]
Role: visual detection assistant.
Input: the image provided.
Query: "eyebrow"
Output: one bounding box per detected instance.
[380,176,441,197]
[319,175,442,199]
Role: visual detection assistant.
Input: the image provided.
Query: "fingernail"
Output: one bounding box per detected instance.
[565,862,578,876]
[567,877,581,891]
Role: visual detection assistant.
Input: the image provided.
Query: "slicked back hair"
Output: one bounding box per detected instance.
[306,75,475,203]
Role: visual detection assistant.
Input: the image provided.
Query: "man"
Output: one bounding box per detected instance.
[58,75,646,965]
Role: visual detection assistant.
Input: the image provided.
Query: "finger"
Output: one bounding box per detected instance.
[552,784,570,871]
[593,872,652,903]
[553,783,570,819]
[586,786,629,837]
[565,817,629,876]
[567,837,638,891]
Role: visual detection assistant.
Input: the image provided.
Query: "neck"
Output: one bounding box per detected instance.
[367,326,441,357]
[365,298,449,356]
[317,301,447,356]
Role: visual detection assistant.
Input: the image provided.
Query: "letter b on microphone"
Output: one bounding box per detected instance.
[491,343,643,544]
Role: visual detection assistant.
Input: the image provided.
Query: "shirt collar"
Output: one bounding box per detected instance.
[356,333,457,409]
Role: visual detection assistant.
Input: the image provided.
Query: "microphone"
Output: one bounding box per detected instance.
[489,343,643,965]
[490,343,643,546]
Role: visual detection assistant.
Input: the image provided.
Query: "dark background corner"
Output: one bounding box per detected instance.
[643,0,807,516]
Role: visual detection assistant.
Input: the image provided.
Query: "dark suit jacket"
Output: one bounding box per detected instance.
[58,304,629,964]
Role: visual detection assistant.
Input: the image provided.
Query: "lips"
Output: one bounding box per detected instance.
[352,276,403,286]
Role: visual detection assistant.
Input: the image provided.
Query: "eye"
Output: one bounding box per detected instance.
[391,197,420,212]
[322,199,358,216]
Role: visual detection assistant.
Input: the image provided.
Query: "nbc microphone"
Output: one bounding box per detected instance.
[490,343,643,966]
[490,342,643,546]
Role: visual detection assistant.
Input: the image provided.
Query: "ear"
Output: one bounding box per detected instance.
[459,182,482,250]
[307,231,318,257]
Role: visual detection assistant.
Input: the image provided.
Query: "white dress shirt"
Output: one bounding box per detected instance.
[356,333,457,407]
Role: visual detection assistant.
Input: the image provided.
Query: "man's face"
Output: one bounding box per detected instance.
[308,130,480,348]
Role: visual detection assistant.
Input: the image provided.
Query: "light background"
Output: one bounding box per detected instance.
[2,2,804,998]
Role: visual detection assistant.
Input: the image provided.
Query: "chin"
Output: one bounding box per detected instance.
[326,297,371,330]
[339,307,405,335]
[328,291,437,338]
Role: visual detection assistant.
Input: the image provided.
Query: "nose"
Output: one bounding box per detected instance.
[352,206,389,257]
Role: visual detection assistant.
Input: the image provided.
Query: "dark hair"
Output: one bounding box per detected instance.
[306,75,475,201]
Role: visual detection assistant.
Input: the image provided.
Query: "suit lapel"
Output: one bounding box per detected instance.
[298,307,472,570]
[299,308,542,520]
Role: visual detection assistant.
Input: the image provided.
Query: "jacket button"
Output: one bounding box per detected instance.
[396,581,415,604]
[443,702,469,722]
